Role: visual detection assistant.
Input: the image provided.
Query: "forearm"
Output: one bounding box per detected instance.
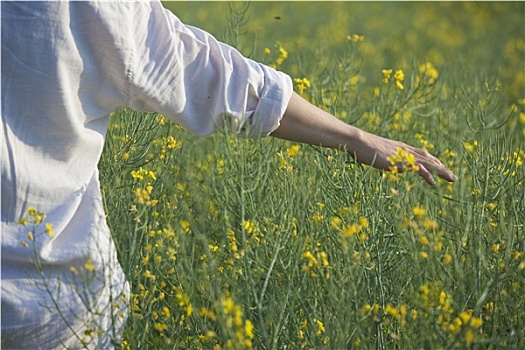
[270,92,387,168]
[270,92,365,152]
[271,92,457,185]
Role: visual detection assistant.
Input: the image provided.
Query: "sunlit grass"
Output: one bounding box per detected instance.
[98,2,524,349]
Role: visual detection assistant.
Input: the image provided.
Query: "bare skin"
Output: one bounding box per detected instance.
[271,92,457,185]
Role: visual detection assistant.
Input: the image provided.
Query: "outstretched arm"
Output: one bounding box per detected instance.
[270,92,457,185]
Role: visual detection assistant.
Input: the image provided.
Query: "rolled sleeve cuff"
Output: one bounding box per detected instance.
[240,64,293,138]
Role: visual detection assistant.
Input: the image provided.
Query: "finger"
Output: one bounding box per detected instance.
[413,148,457,183]
[437,166,457,182]
[424,159,457,182]
[418,164,436,186]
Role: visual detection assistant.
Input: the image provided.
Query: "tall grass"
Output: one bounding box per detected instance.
[99,2,524,349]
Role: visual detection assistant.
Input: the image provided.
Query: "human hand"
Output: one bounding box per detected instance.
[353,131,457,186]
[273,92,457,186]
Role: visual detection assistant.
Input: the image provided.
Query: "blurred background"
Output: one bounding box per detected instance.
[164,1,524,103]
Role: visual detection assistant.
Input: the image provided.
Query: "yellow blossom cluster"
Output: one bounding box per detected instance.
[301,249,330,279]
[98,3,524,347]
[382,69,405,89]
[267,42,288,69]
[402,205,448,262]
[293,77,311,95]
[286,144,300,157]
[17,207,55,247]
[387,147,420,177]
[276,149,297,172]
[418,62,439,84]
[415,283,484,344]
[134,183,158,206]
[166,135,181,149]
[333,216,369,243]
[130,167,157,181]
[221,296,255,349]
[297,316,329,345]
[346,33,365,42]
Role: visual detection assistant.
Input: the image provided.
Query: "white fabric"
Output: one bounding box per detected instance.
[1,1,292,348]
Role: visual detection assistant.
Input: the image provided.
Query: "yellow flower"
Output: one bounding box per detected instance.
[330,216,342,229]
[130,169,143,180]
[412,206,426,219]
[394,69,404,81]
[463,140,478,153]
[17,217,28,227]
[33,215,43,224]
[346,34,365,42]
[279,47,288,59]
[264,47,271,55]
[384,304,400,320]
[419,284,430,295]
[302,251,318,267]
[394,70,404,90]
[45,223,55,238]
[223,297,235,314]
[419,62,439,83]
[423,218,438,230]
[353,337,362,347]
[243,220,258,234]
[445,149,456,158]
[320,251,329,266]
[470,316,483,329]
[153,322,167,332]
[465,329,474,344]
[471,188,482,196]
[311,212,324,223]
[166,136,179,149]
[161,306,171,318]
[359,304,372,316]
[314,318,325,335]
[157,114,165,126]
[294,77,311,94]
[359,216,369,228]
[245,319,254,338]
[130,167,156,181]
[84,259,95,272]
[143,270,156,280]
[286,144,300,157]
[141,256,149,265]
[341,223,359,237]
[275,44,288,65]
[382,69,392,84]
[459,310,472,324]
[199,307,217,321]
[387,147,419,173]
[180,220,191,234]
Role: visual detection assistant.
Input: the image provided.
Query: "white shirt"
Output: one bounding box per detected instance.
[1,1,292,348]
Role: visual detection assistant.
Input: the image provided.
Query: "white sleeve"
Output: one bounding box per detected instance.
[126,1,293,137]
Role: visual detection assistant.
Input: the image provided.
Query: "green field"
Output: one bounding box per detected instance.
[99,2,524,349]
